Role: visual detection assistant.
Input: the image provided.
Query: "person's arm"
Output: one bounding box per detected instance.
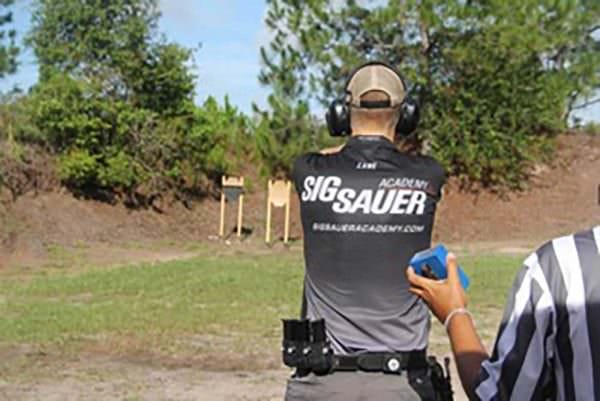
[406,255,488,400]
[407,253,555,400]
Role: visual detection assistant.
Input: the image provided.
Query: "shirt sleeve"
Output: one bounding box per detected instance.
[292,153,318,194]
[474,252,555,401]
[291,155,307,194]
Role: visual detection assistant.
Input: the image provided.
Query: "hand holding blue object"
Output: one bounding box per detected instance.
[409,244,470,290]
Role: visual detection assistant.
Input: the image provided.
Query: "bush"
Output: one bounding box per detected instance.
[30,74,152,193]
[57,148,99,188]
[0,91,42,144]
[187,96,249,181]
[0,141,57,200]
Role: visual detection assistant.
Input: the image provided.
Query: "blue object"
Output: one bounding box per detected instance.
[409,244,470,290]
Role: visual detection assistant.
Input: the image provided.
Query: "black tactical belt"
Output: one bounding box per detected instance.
[333,350,428,374]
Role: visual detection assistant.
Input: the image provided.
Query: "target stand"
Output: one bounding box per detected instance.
[219,175,245,238]
[265,179,291,244]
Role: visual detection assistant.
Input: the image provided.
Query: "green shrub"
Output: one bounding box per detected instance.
[57,148,98,188]
[98,151,141,190]
[188,96,249,180]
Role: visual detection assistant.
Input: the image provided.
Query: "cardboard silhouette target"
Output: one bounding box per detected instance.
[265,179,291,244]
[219,176,245,238]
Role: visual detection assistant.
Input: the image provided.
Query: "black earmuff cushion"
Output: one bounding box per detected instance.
[396,97,420,137]
[326,99,351,137]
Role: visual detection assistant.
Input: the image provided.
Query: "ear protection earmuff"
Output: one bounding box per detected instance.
[325,61,420,138]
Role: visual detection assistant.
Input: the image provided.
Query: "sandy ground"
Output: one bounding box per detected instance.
[3,362,287,401]
[1,357,469,401]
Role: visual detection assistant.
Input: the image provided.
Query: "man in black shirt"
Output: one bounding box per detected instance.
[284,62,447,401]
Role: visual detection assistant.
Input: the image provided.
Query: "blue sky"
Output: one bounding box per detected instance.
[1,0,273,112]
[1,1,598,122]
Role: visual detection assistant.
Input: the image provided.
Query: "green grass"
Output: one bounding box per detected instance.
[0,250,523,355]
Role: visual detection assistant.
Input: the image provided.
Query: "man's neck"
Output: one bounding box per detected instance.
[351,130,395,143]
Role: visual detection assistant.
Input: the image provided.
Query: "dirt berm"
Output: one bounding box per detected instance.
[2,134,598,268]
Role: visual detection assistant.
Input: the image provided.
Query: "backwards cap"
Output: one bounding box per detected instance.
[346,63,406,108]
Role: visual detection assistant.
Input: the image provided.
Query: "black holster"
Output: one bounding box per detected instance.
[407,356,453,401]
[428,356,454,401]
[282,319,334,376]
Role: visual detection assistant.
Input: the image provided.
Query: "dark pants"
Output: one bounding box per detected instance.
[284,369,437,401]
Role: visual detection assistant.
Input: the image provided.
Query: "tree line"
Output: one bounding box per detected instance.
[0,0,599,205]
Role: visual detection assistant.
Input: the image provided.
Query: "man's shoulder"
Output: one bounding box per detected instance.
[294,148,344,171]
[398,153,446,183]
[292,152,329,183]
[390,149,445,172]
[421,155,445,176]
[411,152,443,168]
[294,151,323,171]
[527,226,600,293]
[535,226,599,261]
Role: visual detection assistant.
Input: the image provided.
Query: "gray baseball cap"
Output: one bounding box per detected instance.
[346,63,406,108]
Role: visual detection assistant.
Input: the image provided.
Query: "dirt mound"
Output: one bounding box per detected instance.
[3,134,599,267]
[434,133,600,243]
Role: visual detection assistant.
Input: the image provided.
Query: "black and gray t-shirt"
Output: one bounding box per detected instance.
[292,135,446,354]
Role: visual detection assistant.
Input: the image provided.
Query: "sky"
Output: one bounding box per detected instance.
[1,0,599,122]
[1,0,273,112]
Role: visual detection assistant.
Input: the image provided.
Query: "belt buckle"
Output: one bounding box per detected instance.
[383,355,403,375]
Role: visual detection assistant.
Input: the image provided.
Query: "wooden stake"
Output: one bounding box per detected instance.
[237,194,244,237]
[265,180,273,243]
[219,192,225,237]
[284,181,291,244]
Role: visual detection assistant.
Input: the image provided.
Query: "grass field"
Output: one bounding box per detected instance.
[0,245,524,373]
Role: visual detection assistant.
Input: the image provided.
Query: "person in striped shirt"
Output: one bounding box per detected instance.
[407,225,600,400]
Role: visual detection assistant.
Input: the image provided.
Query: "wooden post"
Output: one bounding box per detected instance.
[237,193,244,237]
[219,191,226,237]
[265,180,273,243]
[284,181,291,244]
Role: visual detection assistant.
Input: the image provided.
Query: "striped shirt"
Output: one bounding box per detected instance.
[475,225,600,401]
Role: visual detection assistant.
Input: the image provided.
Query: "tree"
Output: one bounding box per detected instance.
[260,0,600,189]
[253,12,340,178]
[0,0,18,79]
[27,0,200,199]
[253,93,333,178]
